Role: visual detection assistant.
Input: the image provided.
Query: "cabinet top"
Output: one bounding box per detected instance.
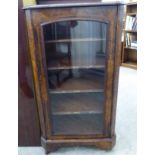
[24,1,124,10]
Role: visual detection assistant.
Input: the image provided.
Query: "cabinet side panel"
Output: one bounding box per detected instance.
[25,10,47,138]
[111,5,124,136]
[18,0,40,146]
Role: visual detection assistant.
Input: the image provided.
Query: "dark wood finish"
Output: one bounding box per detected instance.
[121,2,137,69]
[18,0,41,146]
[41,136,116,154]
[25,2,123,153]
[111,4,124,136]
[24,1,124,9]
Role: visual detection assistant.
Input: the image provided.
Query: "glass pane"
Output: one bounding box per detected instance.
[43,20,107,136]
[46,41,105,68]
[52,114,103,135]
[51,92,103,115]
[48,68,104,91]
[44,20,106,68]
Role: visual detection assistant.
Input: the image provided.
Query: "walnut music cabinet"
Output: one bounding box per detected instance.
[24,1,123,154]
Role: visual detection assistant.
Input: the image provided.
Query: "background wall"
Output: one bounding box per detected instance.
[23,0,36,6]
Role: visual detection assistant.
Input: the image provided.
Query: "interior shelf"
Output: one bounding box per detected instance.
[51,92,103,115]
[52,114,103,135]
[47,57,105,70]
[125,47,137,50]
[124,30,137,33]
[122,61,137,69]
[45,38,106,43]
[48,65,105,70]
[49,89,103,94]
[127,13,136,16]
[49,69,104,92]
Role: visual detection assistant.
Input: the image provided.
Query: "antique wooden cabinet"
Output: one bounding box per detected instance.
[25,1,123,154]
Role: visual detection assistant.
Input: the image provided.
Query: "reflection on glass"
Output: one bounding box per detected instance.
[44,20,107,68]
[43,20,107,136]
[43,20,107,40]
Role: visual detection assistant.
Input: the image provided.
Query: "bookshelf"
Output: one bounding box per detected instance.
[121,2,137,69]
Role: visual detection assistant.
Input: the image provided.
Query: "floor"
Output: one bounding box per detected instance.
[18,67,137,155]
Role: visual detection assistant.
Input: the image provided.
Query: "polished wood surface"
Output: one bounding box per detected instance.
[25,3,123,153]
[24,1,124,9]
[111,4,123,136]
[18,0,40,146]
[41,136,116,154]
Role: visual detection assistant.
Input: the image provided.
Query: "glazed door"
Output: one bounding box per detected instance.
[41,19,109,137]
